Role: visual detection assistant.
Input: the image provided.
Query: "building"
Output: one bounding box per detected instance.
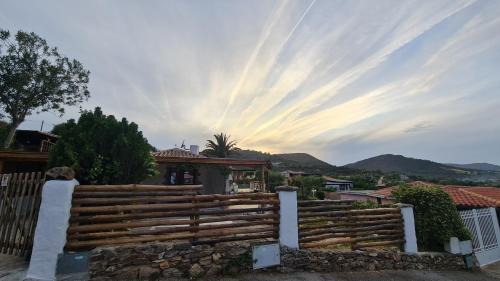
[323,176,353,191]
[145,145,271,194]
[0,130,58,173]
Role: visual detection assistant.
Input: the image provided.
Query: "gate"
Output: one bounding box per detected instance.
[0,172,45,257]
[460,208,500,266]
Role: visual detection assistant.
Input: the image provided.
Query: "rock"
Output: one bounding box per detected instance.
[189,263,204,278]
[162,268,183,278]
[45,166,75,180]
[212,253,222,262]
[138,267,160,281]
[206,264,222,276]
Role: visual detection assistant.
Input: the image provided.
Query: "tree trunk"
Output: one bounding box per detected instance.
[3,122,20,149]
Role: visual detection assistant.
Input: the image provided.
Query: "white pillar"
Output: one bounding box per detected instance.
[27,179,79,281]
[276,186,299,249]
[396,203,418,253]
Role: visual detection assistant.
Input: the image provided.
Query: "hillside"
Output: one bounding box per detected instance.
[346,154,500,183]
[446,163,500,172]
[230,150,354,175]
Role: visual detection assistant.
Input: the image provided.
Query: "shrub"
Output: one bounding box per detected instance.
[48,107,158,184]
[352,200,379,209]
[393,184,471,251]
[267,170,285,193]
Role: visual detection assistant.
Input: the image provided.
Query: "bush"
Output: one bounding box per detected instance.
[266,170,285,193]
[292,176,324,199]
[352,200,379,209]
[393,184,471,251]
[48,107,158,184]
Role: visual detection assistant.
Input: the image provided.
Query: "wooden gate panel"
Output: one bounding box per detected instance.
[0,172,44,257]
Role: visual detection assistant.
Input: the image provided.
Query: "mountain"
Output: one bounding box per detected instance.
[230,150,354,175]
[346,154,462,178]
[445,163,500,172]
[346,154,500,183]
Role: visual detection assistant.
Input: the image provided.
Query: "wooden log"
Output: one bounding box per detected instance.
[352,239,405,249]
[70,199,279,214]
[73,191,200,197]
[192,233,278,245]
[300,237,352,248]
[298,200,354,206]
[68,213,279,233]
[298,205,352,212]
[299,218,403,230]
[298,208,400,218]
[74,184,203,191]
[72,192,278,205]
[352,234,404,243]
[299,229,404,243]
[70,206,279,223]
[69,221,279,240]
[299,223,403,238]
[65,226,277,250]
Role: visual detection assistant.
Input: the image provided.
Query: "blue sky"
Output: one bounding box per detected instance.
[1,0,500,165]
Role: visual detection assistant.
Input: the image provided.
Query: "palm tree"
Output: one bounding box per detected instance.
[205,133,240,158]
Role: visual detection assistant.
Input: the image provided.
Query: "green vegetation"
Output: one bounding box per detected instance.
[292,175,325,199]
[204,133,240,158]
[48,107,157,184]
[266,170,285,193]
[0,29,90,149]
[393,184,471,251]
[352,200,379,209]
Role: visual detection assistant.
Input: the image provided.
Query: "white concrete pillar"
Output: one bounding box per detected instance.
[276,186,299,249]
[27,179,79,281]
[396,203,418,253]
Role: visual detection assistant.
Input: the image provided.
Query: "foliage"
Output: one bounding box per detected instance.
[0,29,90,148]
[48,107,158,184]
[267,170,285,193]
[204,133,240,158]
[393,184,471,251]
[292,175,325,199]
[352,200,379,209]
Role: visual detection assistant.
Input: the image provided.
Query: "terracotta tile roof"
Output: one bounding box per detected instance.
[369,182,500,208]
[153,148,206,159]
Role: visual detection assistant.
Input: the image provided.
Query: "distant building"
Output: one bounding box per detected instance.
[0,130,58,173]
[323,176,353,191]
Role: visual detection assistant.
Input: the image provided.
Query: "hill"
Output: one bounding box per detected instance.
[445,163,500,172]
[346,154,500,183]
[230,150,353,175]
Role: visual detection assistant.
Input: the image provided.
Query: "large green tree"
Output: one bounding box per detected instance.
[48,107,157,184]
[205,133,240,158]
[0,29,90,149]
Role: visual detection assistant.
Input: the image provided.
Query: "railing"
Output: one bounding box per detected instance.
[65,184,279,251]
[39,140,55,152]
[0,172,45,257]
[298,200,405,250]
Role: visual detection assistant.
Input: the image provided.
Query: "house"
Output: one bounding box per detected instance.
[323,176,353,191]
[0,130,58,173]
[144,145,271,194]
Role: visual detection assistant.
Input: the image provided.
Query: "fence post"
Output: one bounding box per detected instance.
[396,203,418,253]
[26,179,79,281]
[276,186,299,249]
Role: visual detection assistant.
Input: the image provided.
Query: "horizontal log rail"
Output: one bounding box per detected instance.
[66,186,279,250]
[297,200,404,251]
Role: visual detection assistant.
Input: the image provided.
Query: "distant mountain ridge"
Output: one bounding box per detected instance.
[445,163,500,172]
[230,150,353,175]
[346,154,500,183]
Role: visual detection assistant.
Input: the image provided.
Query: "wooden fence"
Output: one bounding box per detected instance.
[0,172,45,257]
[66,184,279,251]
[298,200,404,250]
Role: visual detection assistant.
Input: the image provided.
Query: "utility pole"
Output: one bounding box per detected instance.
[40,120,44,131]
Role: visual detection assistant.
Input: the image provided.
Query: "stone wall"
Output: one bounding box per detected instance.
[89,242,468,281]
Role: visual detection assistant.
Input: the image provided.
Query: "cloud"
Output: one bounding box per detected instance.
[1,0,500,165]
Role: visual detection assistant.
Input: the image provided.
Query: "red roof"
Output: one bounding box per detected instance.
[370,182,500,208]
[153,148,206,159]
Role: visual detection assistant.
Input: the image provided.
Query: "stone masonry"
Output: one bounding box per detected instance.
[89,241,468,280]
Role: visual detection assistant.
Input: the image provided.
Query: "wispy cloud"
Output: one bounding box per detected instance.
[1,0,499,165]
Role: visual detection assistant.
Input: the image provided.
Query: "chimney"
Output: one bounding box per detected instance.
[190,145,199,155]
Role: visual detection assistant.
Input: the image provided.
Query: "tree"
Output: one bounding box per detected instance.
[267,170,285,193]
[0,29,90,148]
[204,133,239,158]
[393,184,470,251]
[48,107,158,184]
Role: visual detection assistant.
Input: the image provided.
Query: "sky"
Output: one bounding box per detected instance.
[1,0,500,166]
